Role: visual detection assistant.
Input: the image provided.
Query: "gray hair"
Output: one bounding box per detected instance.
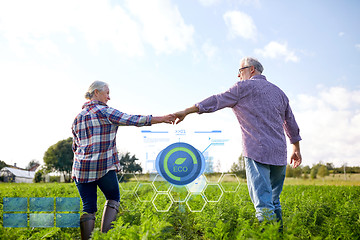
[241,57,264,73]
[85,80,108,99]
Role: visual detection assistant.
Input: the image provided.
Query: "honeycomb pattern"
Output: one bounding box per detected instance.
[119,172,241,212]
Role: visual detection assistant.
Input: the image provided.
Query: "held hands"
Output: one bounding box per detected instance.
[173,110,187,124]
[173,105,199,124]
[152,111,187,125]
[153,105,198,125]
[151,114,177,124]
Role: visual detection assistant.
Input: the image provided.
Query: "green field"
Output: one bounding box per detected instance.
[0,178,359,239]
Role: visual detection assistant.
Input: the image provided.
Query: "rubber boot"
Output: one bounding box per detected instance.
[101,200,120,233]
[80,213,95,240]
[274,209,283,233]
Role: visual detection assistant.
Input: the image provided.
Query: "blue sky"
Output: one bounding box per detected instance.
[1,0,359,170]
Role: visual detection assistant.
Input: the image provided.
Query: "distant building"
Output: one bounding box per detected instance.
[0,167,36,183]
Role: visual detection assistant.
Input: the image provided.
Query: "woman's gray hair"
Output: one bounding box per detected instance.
[241,57,264,73]
[85,80,108,100]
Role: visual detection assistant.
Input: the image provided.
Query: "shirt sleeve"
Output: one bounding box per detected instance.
[283,103,302,144]
[105,107,152,126]
[196,84,239,114]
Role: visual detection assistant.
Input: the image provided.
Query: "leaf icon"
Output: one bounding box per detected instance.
[174,157,187,165]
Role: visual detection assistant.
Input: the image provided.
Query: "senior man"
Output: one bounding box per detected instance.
[174,57,302,230]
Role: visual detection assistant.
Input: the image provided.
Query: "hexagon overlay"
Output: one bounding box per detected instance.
[203,184,223,203]
[169,185,189,203]
[186,193,207,212]
[152,174,172,192]
[186,174,207,193]
[135,183,156,202]
[152,193,173,212]
[219,174,240,192]
[119,173,139,192]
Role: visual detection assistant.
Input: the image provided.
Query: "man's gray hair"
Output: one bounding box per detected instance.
[85,80,108,99]
[242,57,264,73]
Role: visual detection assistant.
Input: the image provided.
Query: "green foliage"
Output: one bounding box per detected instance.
[0,160,8,170]
[310,167,318,179]
[25,160,40,171]
[43,137,73,182]
[119,152,142,173]
[230,155,246,179]
[286,165,302,178]
[317,165,329,178]
[0,183,359,239]
[33,169,44,183]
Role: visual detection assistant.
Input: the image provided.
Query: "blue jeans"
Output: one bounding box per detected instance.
[245,157,286,222]
[75,170,120,214]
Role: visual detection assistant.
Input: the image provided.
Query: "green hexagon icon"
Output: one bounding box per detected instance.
[152,174,172,192]
[219,174,240,192]
[186,175,207,193]
[169,185,189,203]
[152,193,173,212]
[203,172,223,183]
[186,193,207,212]
[120,192,139,212]
[135,182,156,202]
[203,183,223,203]
[119,173,139,192]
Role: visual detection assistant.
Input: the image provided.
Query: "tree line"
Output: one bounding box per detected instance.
[2,138,360,182]
[230,155,360,179]
[0,137,143,183]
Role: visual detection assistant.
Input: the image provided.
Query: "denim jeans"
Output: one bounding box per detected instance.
[245,157,286,222]
[75,170,120,214]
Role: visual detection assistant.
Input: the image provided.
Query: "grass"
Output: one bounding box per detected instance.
[284,173,360,186]
[0,174,359,239]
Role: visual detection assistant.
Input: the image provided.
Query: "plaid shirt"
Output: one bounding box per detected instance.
[196,75,301,166]
[71,100,152,183]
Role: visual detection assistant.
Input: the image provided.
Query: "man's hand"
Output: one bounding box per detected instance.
[174,110,187,124]
[173,105,199,124]
[290,141,302,168]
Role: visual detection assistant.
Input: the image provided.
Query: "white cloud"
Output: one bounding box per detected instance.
[292,86,360,167]
[223,11,257,40]
[355,44,360,51]
[338,32,345,37]
[0,0,194,57]
[125,0,194,54]
[199,0,261,7]
[254,41,299,62]
[201,40,218,60]
[197,0,221,7]
[0,61,85,168]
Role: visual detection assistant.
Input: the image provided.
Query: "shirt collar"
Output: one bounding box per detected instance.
[250,74,266,81]
[82,100,107,109]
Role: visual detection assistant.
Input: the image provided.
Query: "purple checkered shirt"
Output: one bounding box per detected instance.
[71,100,152,183]
[196,75,301,166]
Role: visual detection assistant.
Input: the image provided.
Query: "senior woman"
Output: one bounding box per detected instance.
[72,81,175,239]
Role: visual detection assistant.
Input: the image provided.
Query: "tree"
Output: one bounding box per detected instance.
[230,155,246,179]
[302,165,311,174]
[317,165,329,179]
[286,165,294,177]
[34,167,45,183]
[293,166,302,178]
[0,160,7,170]
[26,159,40,171]
[43,137,73,182]
[230,162,240,173]
[119,152,142,173]
[310,167,318,179]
